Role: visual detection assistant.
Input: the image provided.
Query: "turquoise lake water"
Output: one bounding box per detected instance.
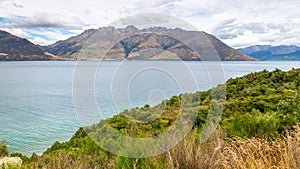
[0,61,299,156]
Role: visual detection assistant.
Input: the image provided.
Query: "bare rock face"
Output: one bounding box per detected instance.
[44,26,257,61]
[0,30,54,61]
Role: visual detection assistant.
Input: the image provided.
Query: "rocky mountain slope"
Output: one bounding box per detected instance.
[44,26,256,61]
[238,45,300,60]
[0,30,58,61]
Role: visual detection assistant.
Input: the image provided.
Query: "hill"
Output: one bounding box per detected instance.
[238,45,300,60]
[14,68,300,168]
[0,30,58,61]
[44,26,256,61]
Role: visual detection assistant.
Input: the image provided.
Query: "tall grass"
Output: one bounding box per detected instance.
[222,126,300,169]
[23,126,300,169]
[162,126,300,169]
[127,126,300,169]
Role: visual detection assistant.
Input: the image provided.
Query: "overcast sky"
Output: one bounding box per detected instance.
[0,0,300,48]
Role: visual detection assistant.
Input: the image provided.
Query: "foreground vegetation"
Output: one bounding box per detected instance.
[0,141,8,158]
[4,68,300,168]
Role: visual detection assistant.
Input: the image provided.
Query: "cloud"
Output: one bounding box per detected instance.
[0,0,10,4]
[1,13,86,29]
[240,23,268,34]
[215,22,269,40]
[0,0,300,47]
[30,37,49,46]
[217,34,238,40]
[12,2,23,8]
[1,27,77,45]
[111,13,198,31]
[27,29,77,45]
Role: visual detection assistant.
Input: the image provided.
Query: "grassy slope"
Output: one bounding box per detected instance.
[14,68,300,169]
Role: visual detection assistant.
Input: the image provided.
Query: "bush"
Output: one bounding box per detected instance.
[0,141,8,157]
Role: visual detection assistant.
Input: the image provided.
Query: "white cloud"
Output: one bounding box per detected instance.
[30,37,49,46]
[0,0,299,47]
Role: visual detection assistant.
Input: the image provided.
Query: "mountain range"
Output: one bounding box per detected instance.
[43,26,255,61]
[0,30,59,61]
[238,45,300,61]
[2,26,299,61]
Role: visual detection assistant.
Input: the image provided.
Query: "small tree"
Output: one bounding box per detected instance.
[0,140,9,157]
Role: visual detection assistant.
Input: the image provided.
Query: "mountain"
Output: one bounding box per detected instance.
[43,29,97,59]
[44,26,256,61]
[0,30,59,61]
[238,45,300,60]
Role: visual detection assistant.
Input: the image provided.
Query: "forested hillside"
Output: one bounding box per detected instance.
[11,68,300,169]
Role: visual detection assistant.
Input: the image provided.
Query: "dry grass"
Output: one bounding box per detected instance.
[24,126,300,169]
[151,126,300,169]
[164,129,225,169]
[222,126,300,169]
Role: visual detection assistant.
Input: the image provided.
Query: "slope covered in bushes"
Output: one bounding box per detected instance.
[16,68,300,168]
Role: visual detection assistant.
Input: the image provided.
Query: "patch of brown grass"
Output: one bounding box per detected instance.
[154,126,300,169]
[222,126,300,169]
[24,126,300,169]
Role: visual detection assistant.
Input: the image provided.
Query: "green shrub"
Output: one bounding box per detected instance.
[0,141,8,157]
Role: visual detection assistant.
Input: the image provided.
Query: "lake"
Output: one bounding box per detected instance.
[0,61,299,156]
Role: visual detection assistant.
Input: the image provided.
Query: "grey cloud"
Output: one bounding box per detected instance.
[267,23,294,33]
[239,23,268,34]
[212,18,238,33]
[221,18,237,28]
[215,22,269,41]
[231,41,260,49]
[215,29,241,40]
[260,37,276,43]
[12,2,23,8]
[213,18,240,40]
[2,13,86,30]
[217,34,238,40]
